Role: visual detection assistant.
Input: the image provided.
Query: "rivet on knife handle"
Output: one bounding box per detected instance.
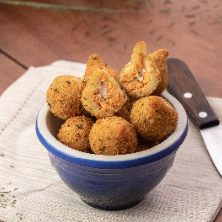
[167,58,219,129]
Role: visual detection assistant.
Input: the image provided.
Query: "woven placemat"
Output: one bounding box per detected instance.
[0,61,222,222]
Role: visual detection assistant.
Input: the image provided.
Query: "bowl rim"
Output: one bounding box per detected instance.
[36,91,188,168]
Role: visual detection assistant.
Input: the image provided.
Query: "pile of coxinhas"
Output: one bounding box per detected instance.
[46,41,178,155]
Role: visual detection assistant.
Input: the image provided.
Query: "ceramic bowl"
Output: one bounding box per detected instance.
[36,91,188,211]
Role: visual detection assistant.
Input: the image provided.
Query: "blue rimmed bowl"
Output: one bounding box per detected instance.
[36,91,188,210]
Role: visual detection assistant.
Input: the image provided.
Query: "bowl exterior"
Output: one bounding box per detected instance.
[48,150,177,210]
[36,91,189,210]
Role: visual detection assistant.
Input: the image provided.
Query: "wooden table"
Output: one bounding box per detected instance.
[0,1,221,221]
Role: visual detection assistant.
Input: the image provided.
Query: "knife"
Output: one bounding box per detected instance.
[167,58,222,177]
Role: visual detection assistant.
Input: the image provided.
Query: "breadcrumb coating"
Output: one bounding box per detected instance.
[57,116,93,153]
[89,116,137,155]
[119,41,161,98]
[149,49,169,95]
[130,96,178,141]
[46,75,86,120]
[81,67,128,118]
[84,54,119,82]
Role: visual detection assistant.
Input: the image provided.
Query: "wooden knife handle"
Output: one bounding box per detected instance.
[167,58,219,129]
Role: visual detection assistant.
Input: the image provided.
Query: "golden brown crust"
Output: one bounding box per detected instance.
[84,54,119,82]
[89,116,137,155]
[130,96,178,141]
[57,116,93,153]
[47,42,175,156]
[149,49,169,95]
[46,75,86,120]
[81,67,127,118]
[119,41,161,98]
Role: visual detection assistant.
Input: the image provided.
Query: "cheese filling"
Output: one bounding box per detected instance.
[99,81,107,99]
[136,68,146,82]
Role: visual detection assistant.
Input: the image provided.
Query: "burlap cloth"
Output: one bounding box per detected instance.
[0,61,222,222]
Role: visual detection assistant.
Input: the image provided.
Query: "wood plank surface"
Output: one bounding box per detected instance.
[0,1,222,221]
[0,51,26,95]
[0,0,222,97]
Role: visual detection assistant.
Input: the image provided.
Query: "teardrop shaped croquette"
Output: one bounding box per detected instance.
[57,116,93,153]
[130,96,178,141]
[46,75,86,120]
[83,54,119,82]
[119,41,161,98]
[149,49,169,95]
[89,116,137,155]
[81,67,128,118]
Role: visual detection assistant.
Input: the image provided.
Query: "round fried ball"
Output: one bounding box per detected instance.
[46,75,86,120]
[89,116,137,155]
[130,96,178,141]
[57,116,93,153]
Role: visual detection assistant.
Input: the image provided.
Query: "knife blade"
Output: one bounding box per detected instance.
[167,58,222,177]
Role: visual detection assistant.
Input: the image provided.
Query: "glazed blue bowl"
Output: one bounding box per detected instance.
[36,91,188,211]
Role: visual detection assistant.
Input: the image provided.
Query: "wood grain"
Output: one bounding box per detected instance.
[167,58,219,129]
[0,1,222,97]
[0,52,26,96]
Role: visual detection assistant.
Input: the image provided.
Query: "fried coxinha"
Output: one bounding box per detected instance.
[57,116,93,153]
[119,41,168,98]
[83,54,119,83]
[130,96,178,141]
[81,67,128,118]
[46,41,177,155]
[46,75,86,120]
[89,116,137,155]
